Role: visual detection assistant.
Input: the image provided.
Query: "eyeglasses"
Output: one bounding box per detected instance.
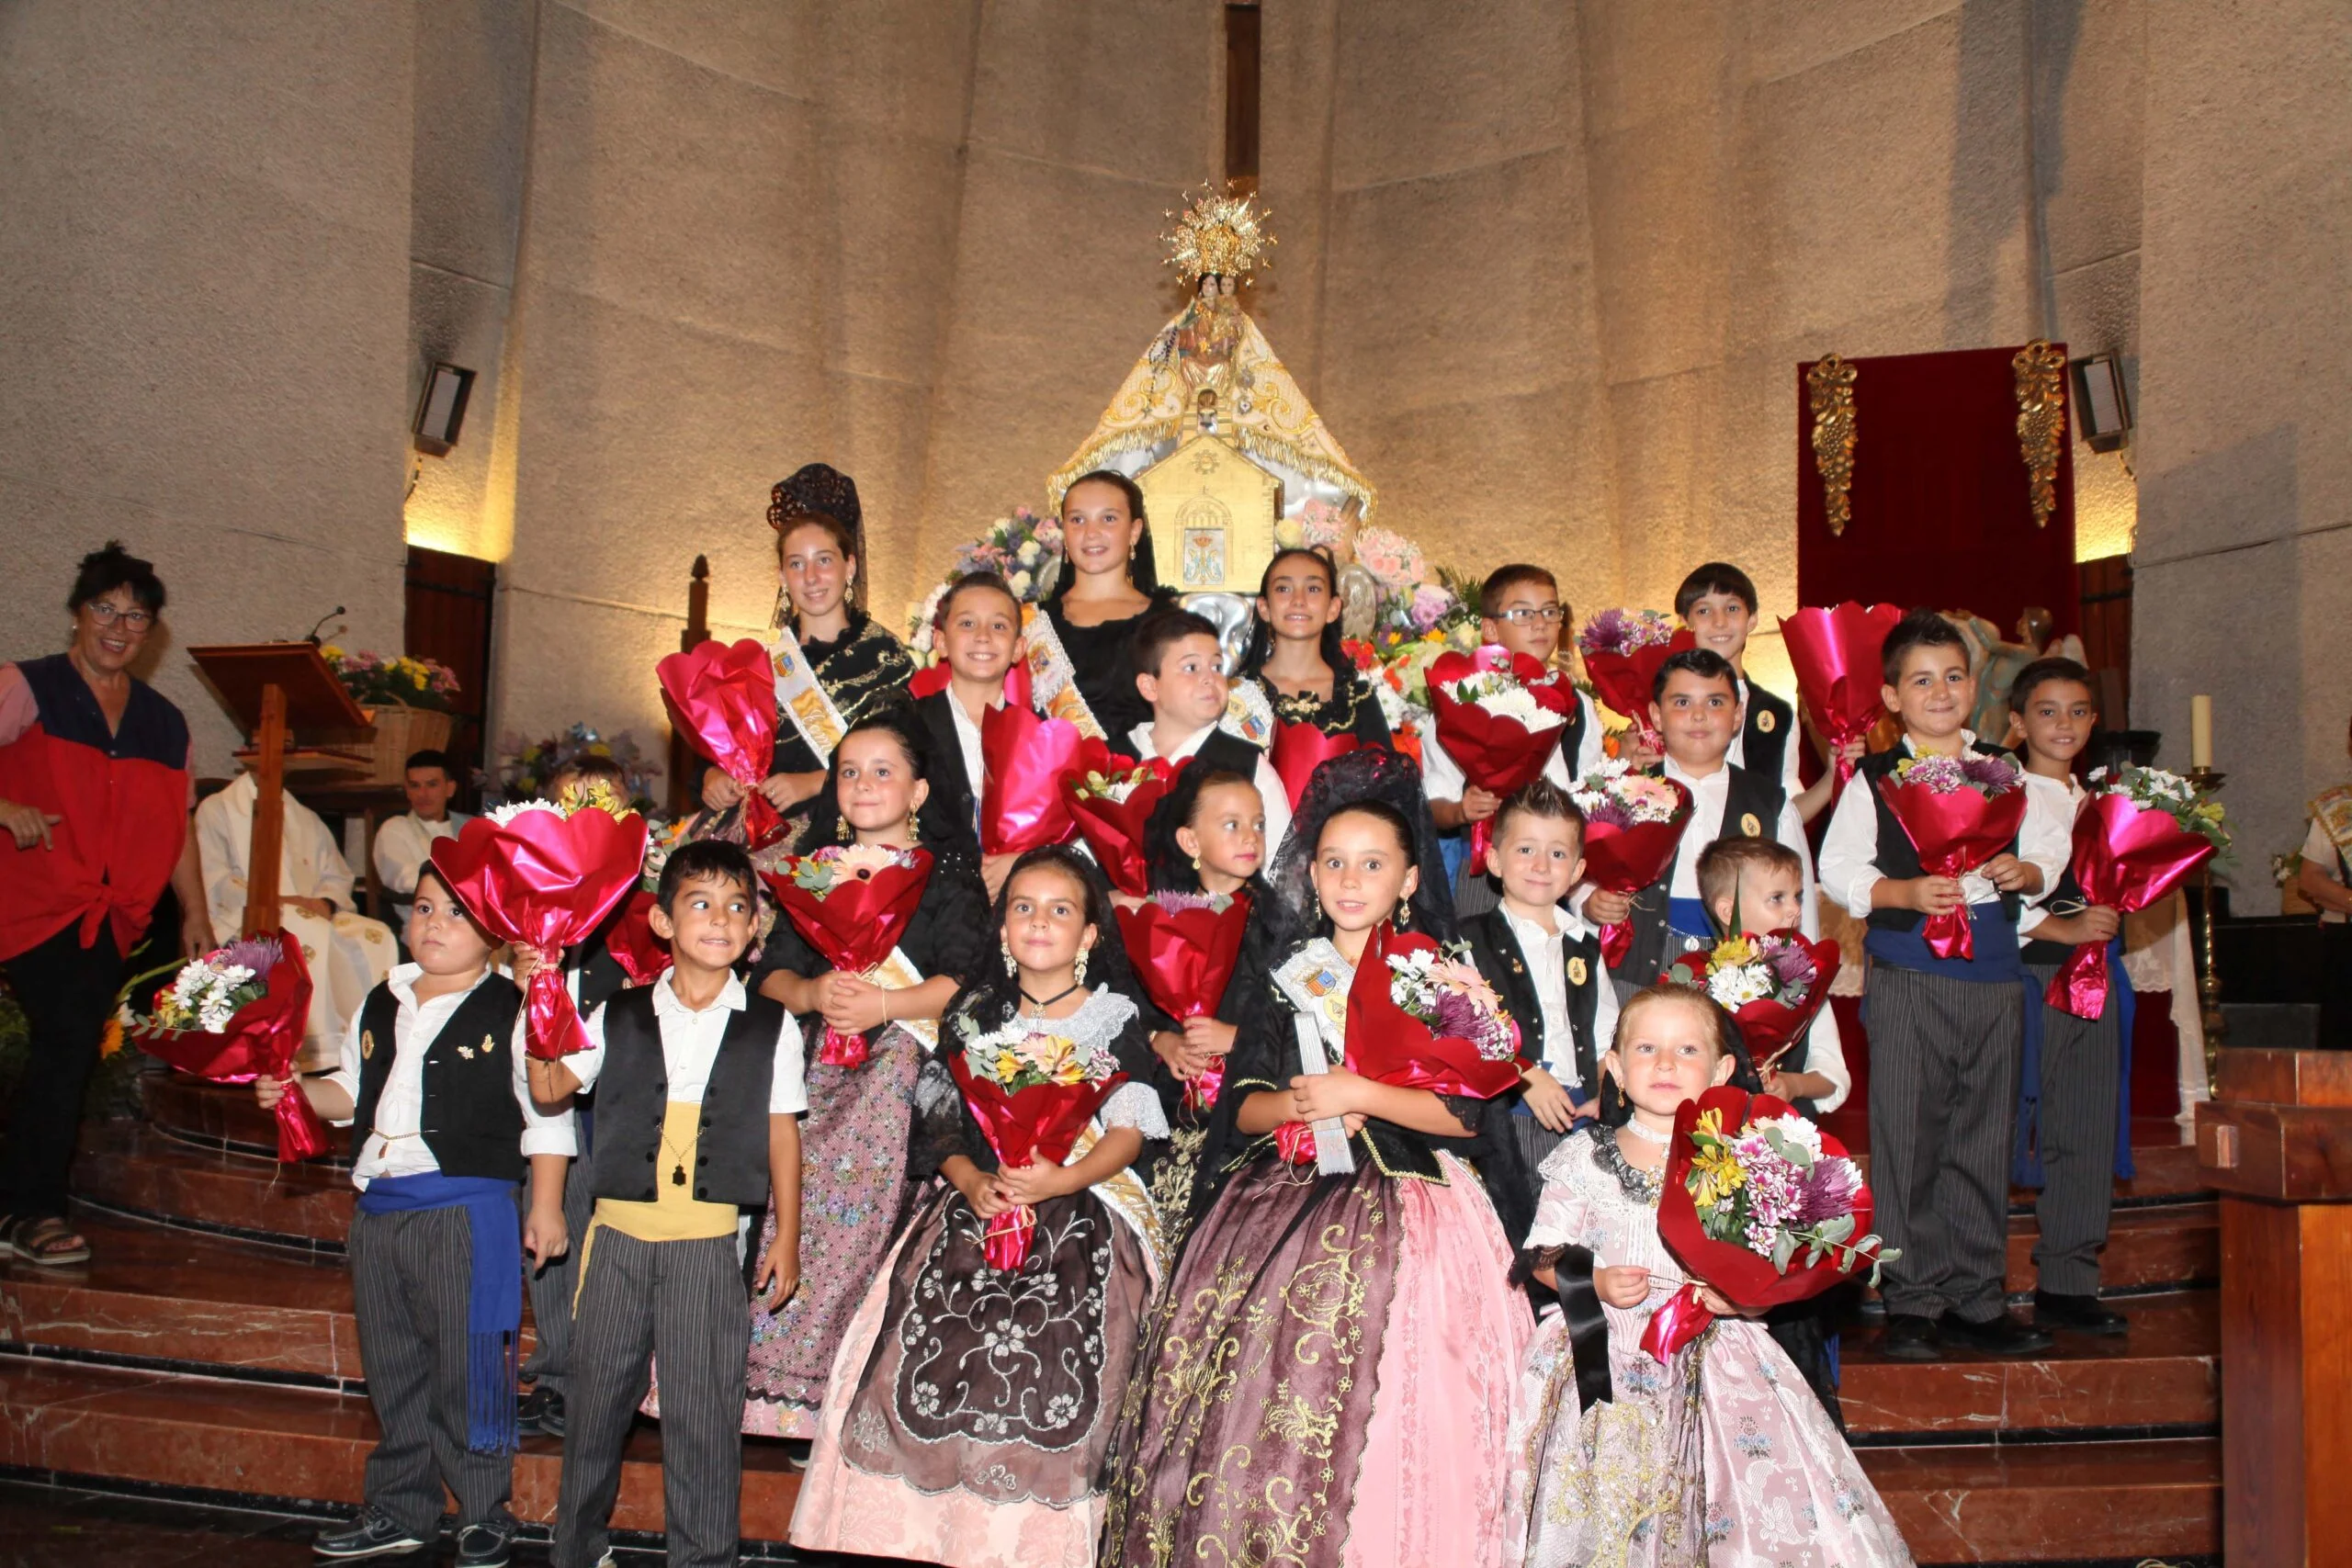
[1498,604,1566,626]
[85,603,155,631]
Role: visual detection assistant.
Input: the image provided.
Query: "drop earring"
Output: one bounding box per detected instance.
[1001,939,1017,976]
[1073,944,1091,985]
[835,813,852,842]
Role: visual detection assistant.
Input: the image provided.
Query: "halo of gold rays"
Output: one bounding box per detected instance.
[1163,183,1273,284]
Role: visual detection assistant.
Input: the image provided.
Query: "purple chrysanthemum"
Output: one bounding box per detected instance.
[1792,1157,1862,1225]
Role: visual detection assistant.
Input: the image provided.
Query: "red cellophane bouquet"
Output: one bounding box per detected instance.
[1663,931,1840,1072]
[1426,645,1574,873]
[947,1017,1127,1269]
[1276,923,1523,1163]
[760,843,933,1067]
[1061,741,1182,897]
[2046,764,2229,1018]
[1576,609,1693,753]
[657,637,784,851]
[1880,751,2029,961]
[979,698,1084,856]
[1269,721,1359,810]
[1567,760,1694,967]
[123,935,331,1162]
[1778,603,1904,794]
[431,794,648,1059]
[600,888,672,986]
[1642,1086,1894,1360]
[1116,889,1251,1111]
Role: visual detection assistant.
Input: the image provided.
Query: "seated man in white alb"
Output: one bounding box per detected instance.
[195,772,396,1060]
[372,748,472,945]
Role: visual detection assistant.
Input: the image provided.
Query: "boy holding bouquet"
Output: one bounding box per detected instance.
[256,864,574,1567]
[1819,610,2072,1360]
[1127,607,1292,854]
[2007,657,2129,1337]
[1677,560,1857,823]
[528,839,805,1568]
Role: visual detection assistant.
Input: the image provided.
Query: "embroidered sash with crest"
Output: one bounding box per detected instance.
[1272,939,1357,1174]
[767,623,851,766]
[1018,605,1107,740]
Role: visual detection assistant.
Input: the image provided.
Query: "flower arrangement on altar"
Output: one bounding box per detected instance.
[494,724,660,814]
[321,647,458,711]
[905,506,1065,658]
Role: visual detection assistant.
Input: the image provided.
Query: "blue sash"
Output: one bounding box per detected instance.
[1862,902,2025,984]
[356,1172,522,1453]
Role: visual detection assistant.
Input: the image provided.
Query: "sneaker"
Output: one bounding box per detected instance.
[313,1507,427,1560]
[2034,1290,2130,1336]
[1936,1309,2056,1356]
[517,1382,566,1437]
[1877,1314,1940,1361]
[454,1520,514,1568]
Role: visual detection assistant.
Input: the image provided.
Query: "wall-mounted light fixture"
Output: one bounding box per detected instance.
[2070,353,2132,454]
[413,362,477,457]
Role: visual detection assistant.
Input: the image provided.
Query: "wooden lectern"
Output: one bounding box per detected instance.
[187,644,370,937]
[2196,1048,2352,1564]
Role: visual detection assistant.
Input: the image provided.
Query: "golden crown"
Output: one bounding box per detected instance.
[1163,184,1272,284]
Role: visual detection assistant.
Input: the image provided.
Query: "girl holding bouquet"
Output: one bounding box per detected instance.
[1506,984,1911,1567]
[789,845,1166,1568]
[1103,747,1536,1568]
[1240,546,1394,744]
[734,713,989,1439]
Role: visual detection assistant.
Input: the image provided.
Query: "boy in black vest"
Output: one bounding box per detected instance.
[528,839,804,1568]
[1819,609,2072,1360]
[257,864,573,1567]
[1462,780,1618,1178]
[2007,657,2130,1337]
[1676,560,1859,824]
[1127,607,1291,854]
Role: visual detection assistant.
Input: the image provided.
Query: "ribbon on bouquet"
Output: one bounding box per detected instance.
[768,621,852,767]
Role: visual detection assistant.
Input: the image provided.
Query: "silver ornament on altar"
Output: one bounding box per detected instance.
[1182,592,1256,674]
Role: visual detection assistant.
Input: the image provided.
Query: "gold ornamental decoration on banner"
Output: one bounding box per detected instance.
[1806,355,1858,536]
[2013,339,2068,529]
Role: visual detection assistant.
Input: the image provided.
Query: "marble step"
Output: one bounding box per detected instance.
[0,1355,803,1540]
[139,1075,347,1166]
[1842,1288,2216,1438]
[2004,1200,2217,1295]
[74,1122,354,1250]
[1860,1436,2220,1562]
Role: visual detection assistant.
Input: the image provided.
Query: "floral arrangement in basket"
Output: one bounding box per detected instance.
[495,724,661,814]
[321,646,458,712]
[946,1014,1128,1269]
[907,506,1065,658]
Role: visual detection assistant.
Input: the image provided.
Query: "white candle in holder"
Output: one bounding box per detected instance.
[2190,694,2213,770]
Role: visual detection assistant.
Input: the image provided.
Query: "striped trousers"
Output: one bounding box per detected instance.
[349,1205,514,1536]
[2023,962,2120,1295]
[520,1147,597,1396]
[552,1229,749,1568]
[1865,965,2024,1320]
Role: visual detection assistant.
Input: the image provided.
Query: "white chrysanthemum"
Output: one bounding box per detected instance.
[1705,963,1775,1010]
[1758,1113,1823,1156]
[485,799,563,827]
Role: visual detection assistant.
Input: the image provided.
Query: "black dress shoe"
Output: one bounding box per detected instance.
[454,1519,514,1568]
[517,1383,565,1437]
[1878,1314,1940,1360]
[1937,1309,2056,1355]
[313,1508,427,1561]
[2035,1290,2130,1336]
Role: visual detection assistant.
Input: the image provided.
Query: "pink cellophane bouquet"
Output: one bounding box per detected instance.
[1115,889,1252,1112]
[2045,765,2227,1018]
[946,1019,1126,1270]
[1880,751,2028,962]
[1778,604,1905,794]
[122,936,331,1162]
[1061,745,1181,899]
[657,637,784,851]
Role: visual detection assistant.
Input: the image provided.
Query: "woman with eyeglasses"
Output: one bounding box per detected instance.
[0,542,211,1268]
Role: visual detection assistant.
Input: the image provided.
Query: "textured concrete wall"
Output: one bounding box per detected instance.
[2131,0,2352,909]
[0,2,416,773]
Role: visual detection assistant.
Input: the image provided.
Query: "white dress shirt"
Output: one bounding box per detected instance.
[320,964,575,1189]
[1727,677,1805,800]
[2016,772,2086,942]
[565,970,808,1115]
[1817,730,2073,921]
[944,693,989,817]
[1498,901,1621,1090]
[1420,686,1608,802]
[1126,719,1294,861]
[373,811,468,938]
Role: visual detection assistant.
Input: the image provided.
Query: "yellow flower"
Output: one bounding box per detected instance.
[1690,1143,1747,1208]
[1711,935,1756,967]
[98,1017,124,1059]
[994,1050,1023,1082]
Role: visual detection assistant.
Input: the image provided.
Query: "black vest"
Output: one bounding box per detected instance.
[1739,685,1793,789]
[589,987,783,1209]
[1463,909,1605,1091]
[913,688,983,859]
[351,976,527,1181]
[1551,686,1589,779]
[2020,863,2088,966]
[1189,727,1266,782]
[1619,764,1786,985]
[1859,742,2024,933]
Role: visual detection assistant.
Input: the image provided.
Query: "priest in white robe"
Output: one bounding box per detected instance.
[194,773,397,1063]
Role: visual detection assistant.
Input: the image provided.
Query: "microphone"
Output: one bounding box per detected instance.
[304,606,346,646]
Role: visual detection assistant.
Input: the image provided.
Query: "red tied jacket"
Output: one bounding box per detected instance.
[0,654,191,960]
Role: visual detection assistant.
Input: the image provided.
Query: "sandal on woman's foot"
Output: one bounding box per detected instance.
[0,1216,92,1267]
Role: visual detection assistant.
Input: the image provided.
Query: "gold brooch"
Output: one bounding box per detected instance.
[1566,957,1589,987]
[1758,709,1777,733]
[359,1030,376,1061]
[457,1044,475,1061]
[1741,813,1762,837]
[481,1033,496,1055]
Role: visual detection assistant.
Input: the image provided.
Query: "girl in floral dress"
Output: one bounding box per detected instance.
[724,713,989,1439]
[790,845,1168,1568]
[1103,747,1536,1568]
[1506,984,1911,1567]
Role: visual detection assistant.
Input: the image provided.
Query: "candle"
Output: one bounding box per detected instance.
[2190,694,2213,770]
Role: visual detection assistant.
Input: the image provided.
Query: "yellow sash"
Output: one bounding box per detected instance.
[1018,604,1107,740]
[768,624,851,765]
[575,1100,741,1305]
